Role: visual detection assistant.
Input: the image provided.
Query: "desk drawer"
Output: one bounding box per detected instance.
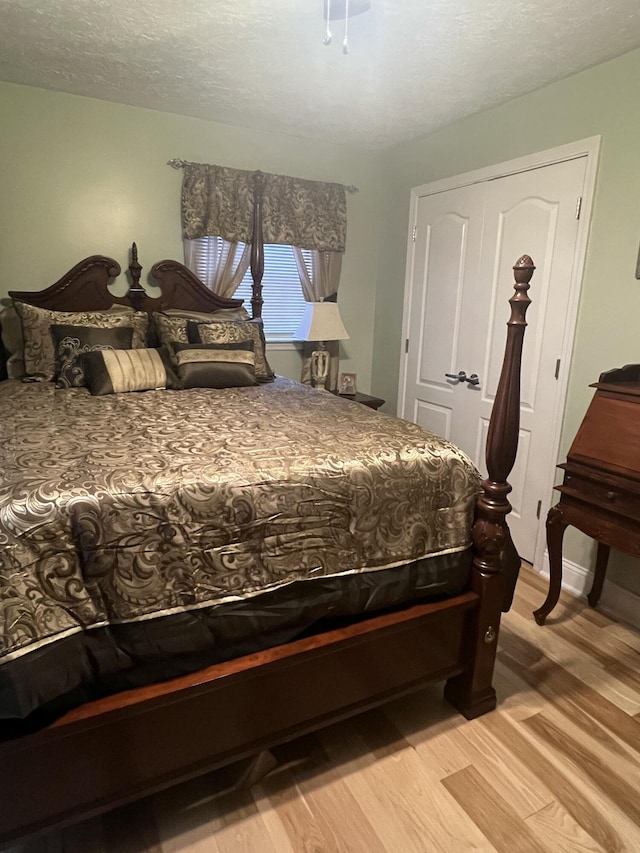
[558,471,640,521]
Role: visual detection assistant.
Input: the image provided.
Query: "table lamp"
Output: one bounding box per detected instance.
[295,302,349,390]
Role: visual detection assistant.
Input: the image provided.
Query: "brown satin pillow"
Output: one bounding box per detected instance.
[186,318,273,382]
[172,340,257,389]
[52,324,134,388]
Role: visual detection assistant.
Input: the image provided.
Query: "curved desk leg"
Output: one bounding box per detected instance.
[587,542,610,607]
[533,503,568,625]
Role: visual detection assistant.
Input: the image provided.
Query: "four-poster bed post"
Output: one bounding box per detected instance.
[250,171,265,320]
[446,254,534,715]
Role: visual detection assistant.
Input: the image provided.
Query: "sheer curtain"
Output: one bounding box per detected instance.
[293,249,342,302]
[184,237,251,299]
[294,248,344,392]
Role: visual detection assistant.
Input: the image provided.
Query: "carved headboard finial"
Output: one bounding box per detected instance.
[127,242,147,309]
[129,242,142,286]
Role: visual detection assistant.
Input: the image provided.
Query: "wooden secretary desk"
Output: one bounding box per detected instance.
[534,364,640,625]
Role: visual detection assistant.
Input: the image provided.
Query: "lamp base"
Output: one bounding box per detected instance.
[310,344,330,390]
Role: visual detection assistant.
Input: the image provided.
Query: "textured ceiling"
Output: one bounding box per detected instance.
[1,0,640,149]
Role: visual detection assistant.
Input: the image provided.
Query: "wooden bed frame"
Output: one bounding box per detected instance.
[0,237,534,847]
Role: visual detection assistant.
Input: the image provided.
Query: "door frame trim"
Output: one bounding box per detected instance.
[397,135,601,568]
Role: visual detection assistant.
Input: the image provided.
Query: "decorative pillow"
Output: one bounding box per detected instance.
[172,341,257,389]
[81,347,179,396]
[152,312,192,347]
[186,319,274,382]
[52,324,134,388]
[14,302,149,381]
[152,307,250,349]
[0,302,25,379]
[163,306,250,322]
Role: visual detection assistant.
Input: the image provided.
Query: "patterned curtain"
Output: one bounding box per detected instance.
[261,173,347,253]
[181,163,347,253]
[181,164,255,243]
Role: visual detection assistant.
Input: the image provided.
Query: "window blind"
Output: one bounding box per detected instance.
[188,239,312,342]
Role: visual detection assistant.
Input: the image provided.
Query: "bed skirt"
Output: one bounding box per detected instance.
[0,548,471,726]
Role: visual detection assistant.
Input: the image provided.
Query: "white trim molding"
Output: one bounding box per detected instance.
[409,136,601,198]
[537,552,640,631]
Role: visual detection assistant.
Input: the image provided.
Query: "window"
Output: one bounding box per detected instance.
[234,244,312,343]
[189,238,311,343]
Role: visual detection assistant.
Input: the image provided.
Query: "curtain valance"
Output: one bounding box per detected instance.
[181,163,348,253]
[182,164,255,244]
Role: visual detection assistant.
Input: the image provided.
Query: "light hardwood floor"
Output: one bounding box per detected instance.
[10,566,640,852]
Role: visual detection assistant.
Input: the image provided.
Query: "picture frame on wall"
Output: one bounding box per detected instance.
[339,372,357,396]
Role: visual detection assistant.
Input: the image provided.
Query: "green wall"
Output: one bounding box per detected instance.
[373,47,640,591]
[0,82,379,388]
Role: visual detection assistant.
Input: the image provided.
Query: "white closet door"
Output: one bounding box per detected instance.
[400,183,485,444]
[400,156,588,562]
[468,157,587,561]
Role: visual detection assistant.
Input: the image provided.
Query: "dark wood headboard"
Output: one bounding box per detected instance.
[6,243,258,317]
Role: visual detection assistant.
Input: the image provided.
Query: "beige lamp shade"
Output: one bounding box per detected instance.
[294,302,349,342]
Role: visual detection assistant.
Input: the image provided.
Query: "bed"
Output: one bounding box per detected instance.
[0,242,534,846]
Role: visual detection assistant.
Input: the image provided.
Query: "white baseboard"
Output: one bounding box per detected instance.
[538,552,640,631]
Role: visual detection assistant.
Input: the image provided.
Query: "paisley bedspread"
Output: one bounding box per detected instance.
[0,377,480,672]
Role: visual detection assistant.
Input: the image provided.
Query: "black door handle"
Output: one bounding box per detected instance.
[445,371,467,382]
[466,373,480,386]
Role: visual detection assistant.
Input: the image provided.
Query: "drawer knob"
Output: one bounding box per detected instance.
[606,491,616,501]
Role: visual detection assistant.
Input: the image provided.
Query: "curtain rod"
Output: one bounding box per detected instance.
[167,158,359,194]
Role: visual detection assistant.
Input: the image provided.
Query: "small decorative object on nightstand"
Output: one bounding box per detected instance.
[339,371,357,396]
[341,391,385,410]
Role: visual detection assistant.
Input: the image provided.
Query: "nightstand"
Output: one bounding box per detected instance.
[340,391,385,410]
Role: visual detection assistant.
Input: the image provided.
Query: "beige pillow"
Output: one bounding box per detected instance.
[82,347,179,395]
[0,303,26,379]
[152,307,250,349]
[14,302,150,381]
[163,306,250,322]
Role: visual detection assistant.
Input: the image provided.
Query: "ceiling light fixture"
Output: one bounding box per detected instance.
[323,0,371,54]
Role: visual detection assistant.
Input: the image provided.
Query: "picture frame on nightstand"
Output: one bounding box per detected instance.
[339,372,357,396]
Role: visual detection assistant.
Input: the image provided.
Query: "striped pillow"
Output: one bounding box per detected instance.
[81,348,178,396]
